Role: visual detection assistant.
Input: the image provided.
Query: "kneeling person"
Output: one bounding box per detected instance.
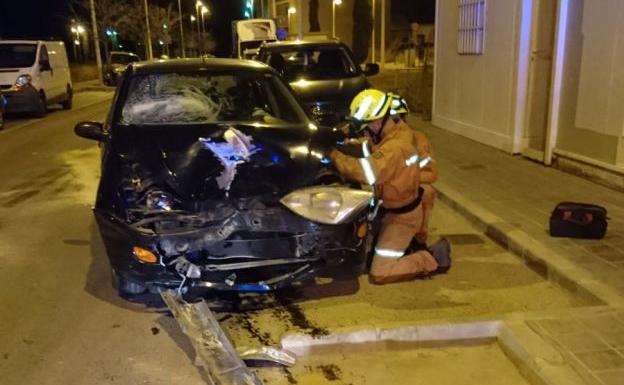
[330,89,450,285]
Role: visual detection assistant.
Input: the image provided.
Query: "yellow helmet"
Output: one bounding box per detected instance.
[388,92,409,115]
[349,89,392,124]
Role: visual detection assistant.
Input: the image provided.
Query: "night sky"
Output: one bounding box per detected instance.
[0,0,434,56]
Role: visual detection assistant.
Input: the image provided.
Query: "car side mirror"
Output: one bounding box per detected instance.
[40,60,51,72]
[363,63,379,76]
[74,121,110,142]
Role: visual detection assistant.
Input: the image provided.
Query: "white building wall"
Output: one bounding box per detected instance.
[433,0,523,152]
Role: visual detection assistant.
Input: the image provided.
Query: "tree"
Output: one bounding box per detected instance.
[71,0,135,61]
[309,0,320,32]
[352,0,373,64]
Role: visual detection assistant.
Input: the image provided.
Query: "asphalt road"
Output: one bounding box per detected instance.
[0,92,592,385]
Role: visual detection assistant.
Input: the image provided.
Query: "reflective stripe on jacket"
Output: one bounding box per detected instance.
[332,122,421,209]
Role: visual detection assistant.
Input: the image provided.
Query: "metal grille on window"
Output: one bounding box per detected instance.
[458,0,486,55]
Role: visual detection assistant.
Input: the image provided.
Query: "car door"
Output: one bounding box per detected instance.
[37,44,57,100]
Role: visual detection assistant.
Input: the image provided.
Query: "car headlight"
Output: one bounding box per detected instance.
[14,74,32,88]
[280,186,373,225]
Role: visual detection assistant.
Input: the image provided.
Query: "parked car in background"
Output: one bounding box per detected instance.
[74,58,373,297]
[103,51,140,86]
[0,40,73,117]
[257,40,379,127]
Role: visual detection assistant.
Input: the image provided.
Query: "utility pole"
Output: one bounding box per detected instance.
[380,0,385,68]
[178,0,185,57]
[89,0,103,85]
[143,0,153,60]
[371,0,376,63]
[297,0,303,40]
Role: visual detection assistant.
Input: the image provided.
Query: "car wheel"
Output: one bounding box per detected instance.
[111,268,147,296]
[61,86,73,110]
[34,92,47,118]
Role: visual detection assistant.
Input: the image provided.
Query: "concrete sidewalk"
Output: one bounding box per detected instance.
[407,116,624,385]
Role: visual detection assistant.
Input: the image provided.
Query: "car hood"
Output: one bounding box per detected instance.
[289,76,368,105]
[110,123,342,201]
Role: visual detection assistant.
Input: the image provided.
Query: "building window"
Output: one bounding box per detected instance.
[457,0,486,55]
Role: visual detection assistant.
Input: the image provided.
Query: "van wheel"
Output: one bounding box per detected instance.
[34,92,47,118]
[61,86,73,110]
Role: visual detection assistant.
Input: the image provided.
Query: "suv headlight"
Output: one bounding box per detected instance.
[14,74,32,89]
[280,186,373,225]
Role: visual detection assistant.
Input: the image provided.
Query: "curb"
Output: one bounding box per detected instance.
[435,180,624,307]
[280,321,501,355]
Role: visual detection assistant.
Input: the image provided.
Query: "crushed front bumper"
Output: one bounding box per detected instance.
[95,207,369,293]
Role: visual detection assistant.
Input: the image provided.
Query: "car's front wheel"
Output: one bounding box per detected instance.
[34,92,47,118]
[61,85,73,110]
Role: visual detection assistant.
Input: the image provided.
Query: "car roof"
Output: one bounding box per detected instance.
[128,58,272,74]
[261,39,345,50]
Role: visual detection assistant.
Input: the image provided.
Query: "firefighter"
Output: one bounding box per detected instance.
[388,93,437,247]
[330,89,451,285]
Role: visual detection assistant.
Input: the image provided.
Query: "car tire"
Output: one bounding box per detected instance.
[34,92,47,118]
[111,268,147,296]
[61,86,73,110]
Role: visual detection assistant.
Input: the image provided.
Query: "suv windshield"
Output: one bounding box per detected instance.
[119,71,307,125]
[111,53,139,65]
[264,46,358,81]
[0,44,37,68]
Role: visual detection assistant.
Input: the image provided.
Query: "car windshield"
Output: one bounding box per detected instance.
[0,44,37,68]
[264,46,358,81]
[119,70,307,125]
[111,53,139,65]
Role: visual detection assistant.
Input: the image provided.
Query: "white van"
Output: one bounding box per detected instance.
[0,40,73,117]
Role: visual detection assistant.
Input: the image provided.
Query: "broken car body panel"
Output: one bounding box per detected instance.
[80,59,371,295]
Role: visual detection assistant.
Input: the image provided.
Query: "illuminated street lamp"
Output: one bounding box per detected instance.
[201,5,209,34]
[332,0,342,39]
[70,22,86,61]
[287,6,296,33]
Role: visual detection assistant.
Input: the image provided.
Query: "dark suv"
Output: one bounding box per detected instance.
[257,40,379,127]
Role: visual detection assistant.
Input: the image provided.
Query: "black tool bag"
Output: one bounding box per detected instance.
[549,202,608,239]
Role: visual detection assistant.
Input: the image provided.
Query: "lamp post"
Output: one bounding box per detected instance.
[143,0,153,60]
[287,6,296,34]
[177,0,185,57]
[88,0,103,85]
[195,1,202,56]
[332,0,342,39]
[201,5,209,35]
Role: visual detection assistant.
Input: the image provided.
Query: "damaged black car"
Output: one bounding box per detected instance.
[75,58,374,297]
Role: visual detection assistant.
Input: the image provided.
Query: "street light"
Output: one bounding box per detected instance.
[332,0,342,39]
[177,0,186,57]
[287,6,296,33]
[201,6,209,43]
[70,22,86,61]
[195,1,203,56]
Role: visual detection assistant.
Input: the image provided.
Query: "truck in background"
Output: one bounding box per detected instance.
[231,18,278,59]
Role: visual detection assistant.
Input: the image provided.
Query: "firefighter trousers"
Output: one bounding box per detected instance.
[370,198,438,285]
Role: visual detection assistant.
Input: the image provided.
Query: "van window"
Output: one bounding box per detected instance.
[0,44,37,68]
